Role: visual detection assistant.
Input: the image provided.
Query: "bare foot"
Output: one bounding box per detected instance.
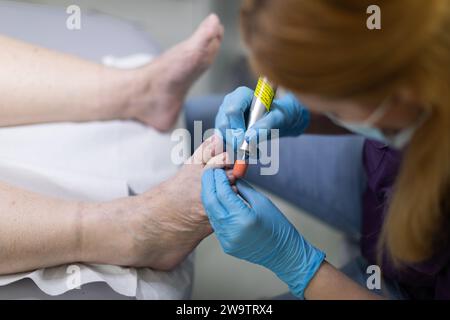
[82,136,238,270]
[125,14,224,131]
[114,135,234,270]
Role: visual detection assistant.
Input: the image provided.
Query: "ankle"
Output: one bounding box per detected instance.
[101,67,150,122]
[78,199,136,266]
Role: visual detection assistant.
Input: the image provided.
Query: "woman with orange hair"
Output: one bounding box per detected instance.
[201,0,449,299]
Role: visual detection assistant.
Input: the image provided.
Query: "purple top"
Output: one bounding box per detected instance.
[361,140,450,299]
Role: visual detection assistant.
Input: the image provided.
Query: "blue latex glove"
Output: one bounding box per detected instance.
[215,87,310,151]
[201,169,325,299]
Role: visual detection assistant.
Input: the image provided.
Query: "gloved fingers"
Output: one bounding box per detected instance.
[224,128,245,153]
[215,87,253,133]
[273,93,311,135]
[214,169,250,213]
[244,93,299,140]
[274,92,301,110]
[244,111,284,145]
[244,93,310,144]
[214,87,253,155]
[225,169,237,186]
[243,94,298,144]
[235,179,268,208]
[201,169,230,223]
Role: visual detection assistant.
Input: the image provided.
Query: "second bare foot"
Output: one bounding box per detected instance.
[124,14,224,131]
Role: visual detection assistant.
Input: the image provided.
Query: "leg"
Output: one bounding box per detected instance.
[0,14,223,130]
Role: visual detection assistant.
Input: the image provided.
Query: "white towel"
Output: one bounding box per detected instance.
[0,54,193,299]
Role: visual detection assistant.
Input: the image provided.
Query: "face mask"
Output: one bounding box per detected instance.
[326,99,428,150]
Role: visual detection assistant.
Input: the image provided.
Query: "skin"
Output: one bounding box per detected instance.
[0,134,231,274]
[0,15,223,130]
[0,14,228,274]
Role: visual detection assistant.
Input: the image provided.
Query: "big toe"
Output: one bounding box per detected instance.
[192,14,224,46]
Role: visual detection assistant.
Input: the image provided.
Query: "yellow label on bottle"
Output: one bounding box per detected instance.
[254,77,275,111]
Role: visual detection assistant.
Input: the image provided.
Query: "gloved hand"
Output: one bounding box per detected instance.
[215,87,310,151]
[201,169,325,299]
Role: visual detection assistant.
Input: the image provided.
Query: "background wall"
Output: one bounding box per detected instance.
[11,0,348,299]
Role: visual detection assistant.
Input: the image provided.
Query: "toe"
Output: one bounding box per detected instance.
[193,14,223,45]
